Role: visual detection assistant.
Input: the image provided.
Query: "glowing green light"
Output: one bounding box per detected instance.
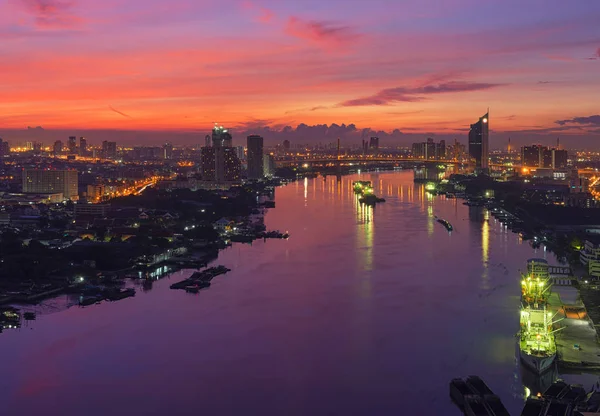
[425,183,436,191]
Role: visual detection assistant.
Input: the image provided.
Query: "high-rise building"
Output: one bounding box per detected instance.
[79,137,87,156]
[163,142,173,159]
[468,113,489,170]
[0,139,9,157]
[222,147,241,182]
[200,147,216,181]
[552,149,568,169]
[33,142,42,153]
[53,140,63,155]
[205,135,211,147]
[22,169,79,200]
[369,137,380,150]
[283,140,291,151]
[411,138,446,160]
[68,136,77,154]
[263,154,275,177]
[102,141,117,159]
[212,125,232,147]
[521,145,568,169]
[235,146,245,161]
[247,135,264,180]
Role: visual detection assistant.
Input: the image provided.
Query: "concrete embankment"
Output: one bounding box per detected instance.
[548,289,600,372]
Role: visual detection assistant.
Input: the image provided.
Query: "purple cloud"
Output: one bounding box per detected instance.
[556,115,600,126]
[339,81,504,107]
[20,0,83,29]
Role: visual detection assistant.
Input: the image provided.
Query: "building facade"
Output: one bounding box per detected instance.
[102,141,117,159]
[22,169,79,200]
[468,113,489,171]
[247,135,264,180]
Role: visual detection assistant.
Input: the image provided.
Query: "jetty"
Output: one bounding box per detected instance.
[170,265,231,291]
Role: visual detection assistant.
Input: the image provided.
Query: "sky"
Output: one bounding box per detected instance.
[0,0,599,147]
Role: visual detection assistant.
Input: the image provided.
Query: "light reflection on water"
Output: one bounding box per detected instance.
[0,171,595,416]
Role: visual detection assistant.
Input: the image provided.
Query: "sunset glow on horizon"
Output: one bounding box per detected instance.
[1,0,599,144]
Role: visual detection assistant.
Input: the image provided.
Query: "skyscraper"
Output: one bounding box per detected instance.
[0,137,4,157]
[102,141,117,159]
[0,139,9,157]
[247,135,264,179]
[205,135,211,147]
[68,136,77,154]
[22,169,79,200]
[212,125,232,147]
[163,142,173,159]
[468,112,489,171]
[369,137,380,150]
[200,147,216,181]
[79,137,87,156]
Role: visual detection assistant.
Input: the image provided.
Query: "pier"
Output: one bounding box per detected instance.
[547,288,600,371]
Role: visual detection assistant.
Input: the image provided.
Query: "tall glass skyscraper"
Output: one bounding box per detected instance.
[468,112,489,171]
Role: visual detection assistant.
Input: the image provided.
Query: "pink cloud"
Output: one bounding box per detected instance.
[285,16,360,47]
[19,0,84,29]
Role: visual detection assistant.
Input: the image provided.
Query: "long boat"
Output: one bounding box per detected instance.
[519,306,556,374]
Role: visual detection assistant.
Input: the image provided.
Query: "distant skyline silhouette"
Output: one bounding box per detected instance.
[1,0,599,144]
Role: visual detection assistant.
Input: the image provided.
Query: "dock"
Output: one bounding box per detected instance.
[547,288,600,371]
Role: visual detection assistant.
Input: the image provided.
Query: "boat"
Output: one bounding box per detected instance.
[519,306,557,374]
[436,218,453,232]
[353,181,372,194]
[521,259,550,307]
[358,194,385,205]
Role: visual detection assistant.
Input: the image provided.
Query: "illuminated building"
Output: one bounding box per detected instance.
[33,142,42,153]
[247,135,264,179]
[222,147,241,182]
[53,140,63,155]
[521,145,568,169]
[263,154,275,177]
[79,137,87,156]
[468,112,489,170]
[68,136,77,154]
[163,142,173,159]
[200,147,216,181]
[85,184,106,202]
[212,125,232,147]
[102,141,117,159]
[412,138,446,159]
[22,169,79,200]
[235,146,245,161]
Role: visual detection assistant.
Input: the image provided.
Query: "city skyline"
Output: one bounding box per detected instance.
[1,0,600,146]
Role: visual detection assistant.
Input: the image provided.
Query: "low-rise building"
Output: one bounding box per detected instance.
[580,237,600,279]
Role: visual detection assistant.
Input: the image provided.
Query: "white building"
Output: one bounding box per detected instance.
[580,238,600,279]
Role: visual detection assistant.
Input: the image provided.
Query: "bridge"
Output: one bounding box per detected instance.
[274,156,511,170]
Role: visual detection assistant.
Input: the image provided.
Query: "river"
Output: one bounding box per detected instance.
[0,171,593,415]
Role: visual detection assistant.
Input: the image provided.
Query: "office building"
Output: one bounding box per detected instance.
[102,141,117,159]
[247,135,264,179]
[22,169,78,200]
[68,136,77,154]
[468,113,489,170]
[79,137,87,156]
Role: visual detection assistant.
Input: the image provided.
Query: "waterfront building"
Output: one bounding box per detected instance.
[263,154,275,177]
[102,141,117,159]
[468,112,489,171]
[412,138,446,160]
[247,135,264,180]
[200,146,241,184]
[580,238,600,279]
[22,169,79,200]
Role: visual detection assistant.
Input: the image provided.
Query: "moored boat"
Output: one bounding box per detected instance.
[519,306,557,374]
